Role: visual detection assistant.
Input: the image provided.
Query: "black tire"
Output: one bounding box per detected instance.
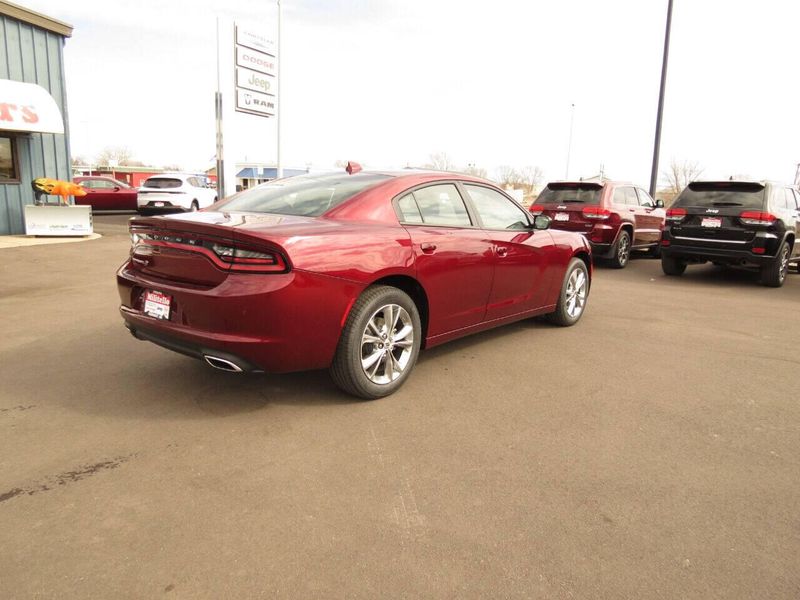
[759,242,789,288]
[661,254,687,276]
[649,243,662,259]
[609,230,631,269]
[190,200,199,212]
[330,285,422,399]
[547,258,590,327]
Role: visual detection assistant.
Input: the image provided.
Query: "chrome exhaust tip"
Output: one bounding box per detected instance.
[203,355,243,373]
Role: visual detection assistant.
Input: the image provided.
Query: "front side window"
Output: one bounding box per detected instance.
[636,188,655,208]
[465,184,529,230]
[410,184,472,227]
[218,172,391,217]
[0,136,18,182]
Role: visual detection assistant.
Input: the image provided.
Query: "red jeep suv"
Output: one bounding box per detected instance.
[530,180,666,268]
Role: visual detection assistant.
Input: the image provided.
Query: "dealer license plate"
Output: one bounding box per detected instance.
[143,290,171,320]
[701,217,722,228]
[554,212,569,221]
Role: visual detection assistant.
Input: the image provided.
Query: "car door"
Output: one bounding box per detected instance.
[617,186,648,246]
[84,178,115,209]
[395,183,495,336]
[462,183,557,320]
[634,188,663,245]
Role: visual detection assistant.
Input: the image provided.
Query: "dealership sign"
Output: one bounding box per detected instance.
[234,24,277,118]
[0,79,64,134]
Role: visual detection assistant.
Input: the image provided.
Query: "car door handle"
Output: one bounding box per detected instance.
[420,242,437,254]
[629,208,636,212]
[496,247,508,257]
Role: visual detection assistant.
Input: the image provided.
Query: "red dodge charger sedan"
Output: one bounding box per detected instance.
[118,169,592,398]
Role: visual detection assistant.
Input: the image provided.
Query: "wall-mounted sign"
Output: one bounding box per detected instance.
[0,79,64,134]
[236,26,276,57]
[236,88,276,117]
[236,66,275,96]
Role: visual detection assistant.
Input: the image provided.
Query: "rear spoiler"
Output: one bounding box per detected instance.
[687,181,765,192]
[546,182,603,190]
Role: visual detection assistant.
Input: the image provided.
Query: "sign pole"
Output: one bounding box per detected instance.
[276,0,283,179]
[215,17,225,197]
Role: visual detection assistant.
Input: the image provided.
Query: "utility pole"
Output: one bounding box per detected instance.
[214,17,225,197]
[649,0,674,197]
[565,103,575,180]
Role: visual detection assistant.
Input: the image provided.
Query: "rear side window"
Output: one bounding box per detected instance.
[410,184,471,227]
[144,178,183,189]
[465,184,529,230]
[537,183,602,205]
[396,193,423,223]
[672,182,766,209]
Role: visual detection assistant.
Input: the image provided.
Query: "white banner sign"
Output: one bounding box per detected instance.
[236,88,276,117]
[236,26,276,56]
[236,46,277,77]
[236,66,275,97]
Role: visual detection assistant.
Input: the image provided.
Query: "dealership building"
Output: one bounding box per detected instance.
[0,1,72,235]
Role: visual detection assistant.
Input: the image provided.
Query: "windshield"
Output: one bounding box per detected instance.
[672,182,765,209]
[537,183,602,205]
[143,178,183,189]
[218,173,392,217]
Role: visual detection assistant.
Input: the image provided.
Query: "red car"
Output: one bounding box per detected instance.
[74,176,138,210]
[118,170,592,398]
[530,180,665,268]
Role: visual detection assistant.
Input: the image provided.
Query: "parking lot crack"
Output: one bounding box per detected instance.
[0,454,136,505]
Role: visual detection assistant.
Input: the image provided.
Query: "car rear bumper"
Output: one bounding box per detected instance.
[661,230,781,265]
[117,261,362,373]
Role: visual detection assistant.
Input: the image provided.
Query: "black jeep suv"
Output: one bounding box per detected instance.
[660,181,800,287]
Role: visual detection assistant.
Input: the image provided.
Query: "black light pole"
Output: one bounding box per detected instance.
[649,0,674,197]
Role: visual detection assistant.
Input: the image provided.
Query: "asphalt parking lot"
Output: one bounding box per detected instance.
[1,214,799,599]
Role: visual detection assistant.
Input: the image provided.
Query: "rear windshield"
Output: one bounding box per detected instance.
[218,173,392,217]
[537,183,602,205]
[143,178,182,189]
[672,182,765,209]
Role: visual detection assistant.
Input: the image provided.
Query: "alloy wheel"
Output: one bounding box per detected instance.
[617,234,630,265]
[360,304,414,385]
[565,267,587,318]
[779,245,789,283]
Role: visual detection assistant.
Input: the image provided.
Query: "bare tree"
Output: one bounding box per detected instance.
[96,146,134,167]
[71,155,88,166]
[495,165,522,187]
[519,166,543,192]
[662,159,703,195]
[425,152,456,172]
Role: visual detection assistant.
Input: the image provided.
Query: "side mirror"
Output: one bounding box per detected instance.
[113,186,120,191]
[655,199,665,208]
[533,215,551,231]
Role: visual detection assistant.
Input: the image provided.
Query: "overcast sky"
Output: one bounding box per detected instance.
[24,0,800,186]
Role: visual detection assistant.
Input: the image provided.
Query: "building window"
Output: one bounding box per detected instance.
[0,136,19,182]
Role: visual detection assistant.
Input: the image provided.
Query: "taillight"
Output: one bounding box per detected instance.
[739,211,776,226]
[582,206,611,220]
[211,244,287,272]
[529,205,544,216]
[665,208,686,222]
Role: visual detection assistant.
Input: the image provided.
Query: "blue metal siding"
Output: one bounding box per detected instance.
[0,15,70,235]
